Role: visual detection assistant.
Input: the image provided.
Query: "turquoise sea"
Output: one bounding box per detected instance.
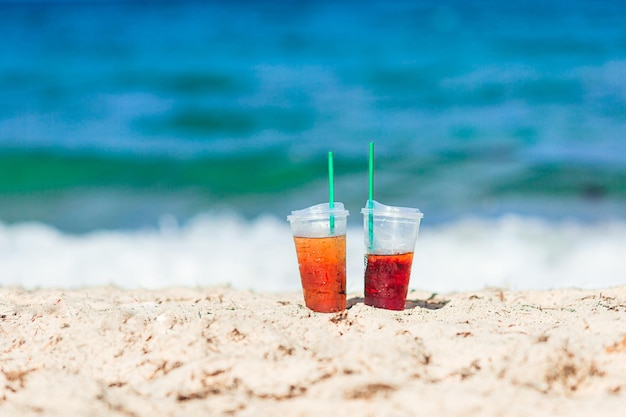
[1,0,625,291]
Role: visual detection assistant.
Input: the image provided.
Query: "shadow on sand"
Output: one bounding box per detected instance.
[347,296,449,311]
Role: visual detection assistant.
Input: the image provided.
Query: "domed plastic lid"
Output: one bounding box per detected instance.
[287,202,349,222]
[360,200,423,219]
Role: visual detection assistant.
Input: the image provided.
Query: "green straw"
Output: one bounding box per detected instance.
[368,142,374,248]
[328,151,335,234]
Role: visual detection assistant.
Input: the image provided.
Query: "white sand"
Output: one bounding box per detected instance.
[2,285,626,416]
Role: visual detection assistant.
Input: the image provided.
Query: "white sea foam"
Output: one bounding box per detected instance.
[1,213,625,293]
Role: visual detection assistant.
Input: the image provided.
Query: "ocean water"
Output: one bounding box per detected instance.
[1,0,625,292]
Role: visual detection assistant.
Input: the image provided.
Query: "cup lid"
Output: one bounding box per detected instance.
[361,200,423,219]
[287,202,349,221]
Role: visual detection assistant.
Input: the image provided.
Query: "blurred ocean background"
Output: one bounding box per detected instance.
[1,0,625,293]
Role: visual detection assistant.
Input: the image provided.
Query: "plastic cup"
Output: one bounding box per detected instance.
[287,203,349,313]
[361,200,423,310]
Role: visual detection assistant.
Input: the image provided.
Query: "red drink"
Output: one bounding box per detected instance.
[293,235,346,312]
[364,252,414,310]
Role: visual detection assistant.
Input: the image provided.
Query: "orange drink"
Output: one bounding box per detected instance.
[293,235,346,312]
[287,202,349,313]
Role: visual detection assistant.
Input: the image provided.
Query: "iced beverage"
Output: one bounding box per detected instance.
[293,235,346,312]
[364,252,414,310]
[361,200,423,311]
[287,203,349,313]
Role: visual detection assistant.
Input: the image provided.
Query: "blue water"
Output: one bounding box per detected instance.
[1,0,625,229]
[1,0,625,291]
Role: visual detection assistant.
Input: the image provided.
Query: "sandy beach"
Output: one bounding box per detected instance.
[2,285,626,416]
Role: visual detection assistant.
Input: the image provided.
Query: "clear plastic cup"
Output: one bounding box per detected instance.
[287,203,349,312]
[361,200,423,310]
